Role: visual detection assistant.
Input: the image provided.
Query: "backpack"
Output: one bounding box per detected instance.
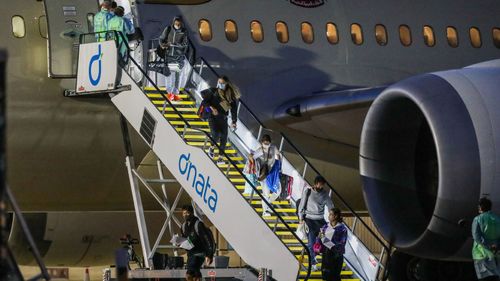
[182,219,216,256]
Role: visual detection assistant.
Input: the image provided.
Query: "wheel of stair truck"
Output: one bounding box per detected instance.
[389,251,476,281]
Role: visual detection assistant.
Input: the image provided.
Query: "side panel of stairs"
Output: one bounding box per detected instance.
[113,70,299,280]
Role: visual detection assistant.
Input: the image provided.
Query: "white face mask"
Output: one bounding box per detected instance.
[262,143,270,149]
[174,24,181,30]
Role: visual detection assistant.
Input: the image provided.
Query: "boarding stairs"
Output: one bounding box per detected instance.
[76,32,390,280]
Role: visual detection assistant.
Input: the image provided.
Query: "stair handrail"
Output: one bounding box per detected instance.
[195,56,392,277]
[80,31,312,280]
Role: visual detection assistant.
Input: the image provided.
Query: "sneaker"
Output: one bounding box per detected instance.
[312,264,320,272]
[216,157,225,165]
[167,93,174,101]
[208,146,215,158]
[173,94,182,101]
[262,212,271,217]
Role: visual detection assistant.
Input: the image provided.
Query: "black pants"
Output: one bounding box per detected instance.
[322,252,344,281]
[186,254,204,278]
[209,116,228,156]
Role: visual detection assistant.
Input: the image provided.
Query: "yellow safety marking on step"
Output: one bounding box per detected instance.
[165,114,199,119]
[217,163,244,169]
[265,216,299,221]
[281,239,306,244]
[153,100,195,105]
[183,135,208,139]
[176,128,210,132]
[147,93,188,99]
[158,107,197,112]
[229,178,246,183]
[188,142,231,146]
[255,208,296,213]
[144,86,167,91]
[170,121,208,126]
[251,200,290,205]
[269,223,299,228]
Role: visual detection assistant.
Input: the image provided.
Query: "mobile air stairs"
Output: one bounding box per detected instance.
[75,32,390,281]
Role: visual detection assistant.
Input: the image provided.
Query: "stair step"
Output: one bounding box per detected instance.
[188,141,231,147]
[165,114,200,119]
[281,239,306,244]
[238,186,263,191]
[171,121,208,126]
[144,86,167,91]
[288,246,307,252]
[267,223,299,228]
[158,107,197,112]
[147,93,189,99]
[204,148,237,154]
[229,178,246,183]
[251,200,290,205]
[176,127,210,133]
[299,271,354,277]
[217,163,244,169]
[264,216,299,221]
[255,208,296,213]
[153,100,195,105]
[184,134,210,140]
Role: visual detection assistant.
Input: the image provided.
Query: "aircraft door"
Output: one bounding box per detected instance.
[43,0,99,78]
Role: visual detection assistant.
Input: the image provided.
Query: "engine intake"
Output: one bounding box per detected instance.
[360,60,500,259]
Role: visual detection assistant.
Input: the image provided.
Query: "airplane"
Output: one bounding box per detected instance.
[2,0,500,280]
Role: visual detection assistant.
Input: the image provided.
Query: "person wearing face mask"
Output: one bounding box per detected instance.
[216,76,240,130]
[250,134,282,217]
[158,16,189,101]
[298,175,334,271]
[201,88,229,165]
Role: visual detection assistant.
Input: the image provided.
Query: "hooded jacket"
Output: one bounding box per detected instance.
[159,17,188,47]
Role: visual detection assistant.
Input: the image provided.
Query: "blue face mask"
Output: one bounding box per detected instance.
[217,83,226,90]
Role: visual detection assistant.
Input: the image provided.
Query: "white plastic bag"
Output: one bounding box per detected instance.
[295,223,309,240]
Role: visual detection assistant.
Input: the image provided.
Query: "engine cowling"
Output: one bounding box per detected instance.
[360,60,500,260]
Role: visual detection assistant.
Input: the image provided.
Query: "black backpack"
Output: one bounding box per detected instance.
[182,219,216,256]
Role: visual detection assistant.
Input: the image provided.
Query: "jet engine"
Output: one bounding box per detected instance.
[360,60,500,260]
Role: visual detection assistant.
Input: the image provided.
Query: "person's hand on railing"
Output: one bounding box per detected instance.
[231,122,237,130]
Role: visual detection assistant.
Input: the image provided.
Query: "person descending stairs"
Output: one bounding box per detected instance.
[143,86,361,281]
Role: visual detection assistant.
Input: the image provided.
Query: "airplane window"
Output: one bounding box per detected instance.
[375,24,387,46]
[351,23,363,45]
[326,22,339,44]
[251,21,264,43]
[225,20,238,42]
[469,27,482,48]
[199,19,212,41]
[492,28,500,48]
[399,25,412,46]
[446,26,459,48]
[12,16,26,38]
[423,25,435,47]
[301,22,314,44]
[276,21,289,43]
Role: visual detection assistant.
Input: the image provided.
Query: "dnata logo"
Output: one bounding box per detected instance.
[178,153,218,213]
[88,44,103,86]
